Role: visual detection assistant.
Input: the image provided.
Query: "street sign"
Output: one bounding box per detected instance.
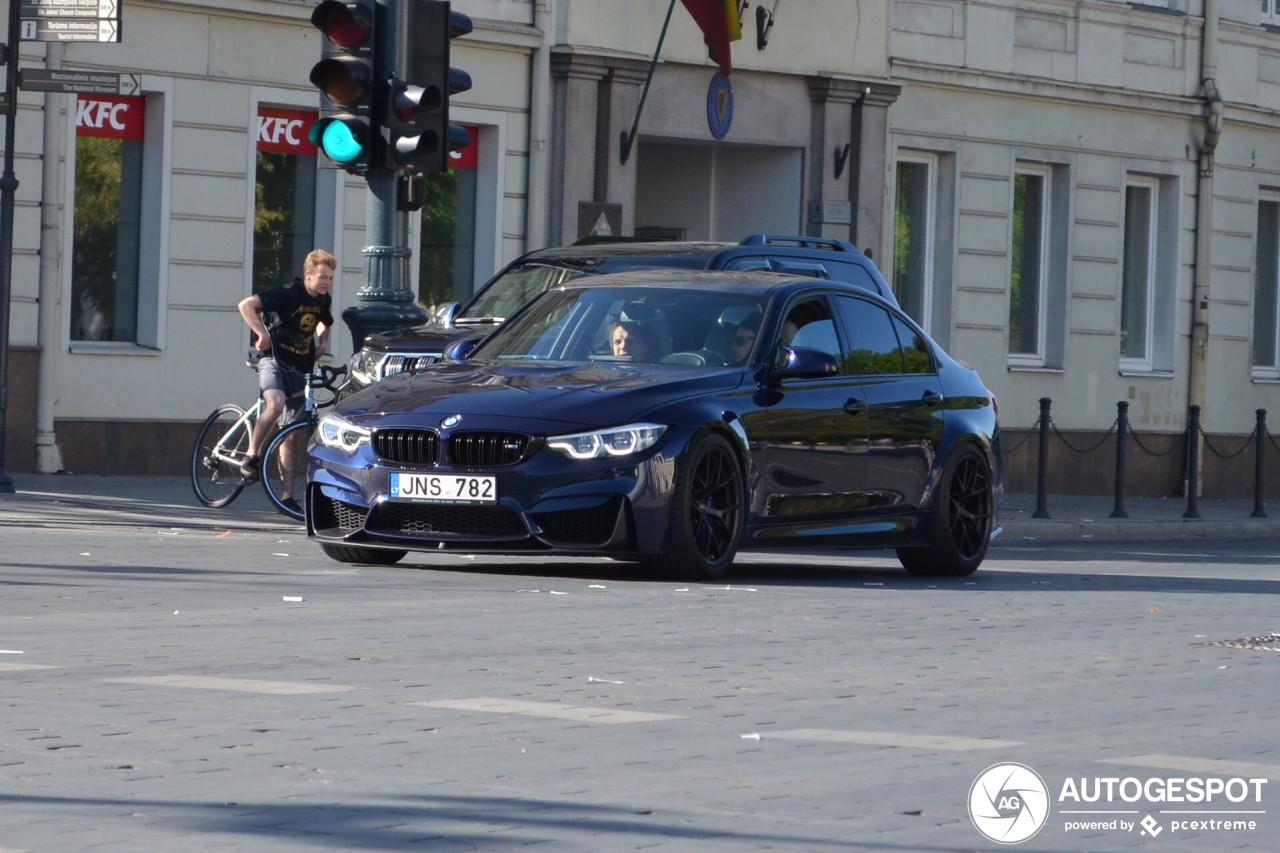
[20,0,119,19]
[20,18,119,41]
[19,0,121,42]
[20,69,139,96]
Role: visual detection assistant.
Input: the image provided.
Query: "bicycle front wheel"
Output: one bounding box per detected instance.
[262,421,312,521]
[191,404,253,508]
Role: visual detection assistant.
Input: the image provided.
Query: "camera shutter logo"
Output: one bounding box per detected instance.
[969,763,1051,844]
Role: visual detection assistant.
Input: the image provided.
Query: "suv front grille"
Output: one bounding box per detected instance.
[533,498,621,546]
[448,432,528,467]
[367,503,528,540]
[381,354,441,379]
[373,429,440,466]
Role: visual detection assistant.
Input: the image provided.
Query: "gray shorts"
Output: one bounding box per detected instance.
[257,357,305,427]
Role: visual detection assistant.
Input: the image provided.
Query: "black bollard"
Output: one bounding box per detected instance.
[1111,401,1129,518]
[1184,404,1202,520]
[1033,397,1051,519]
[1253,409,1267,519]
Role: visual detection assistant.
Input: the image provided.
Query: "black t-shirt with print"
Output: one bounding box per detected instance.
[258,278,334,373]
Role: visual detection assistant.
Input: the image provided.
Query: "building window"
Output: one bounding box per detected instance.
[892,154,936,329]
[72,95,145,342]
[1120,178,1159,371]
[1264,0,1279,24]
[1009,168,1050,366]
[419,125,479,309]
[254,106,318,293]
[1254,195,1280,375]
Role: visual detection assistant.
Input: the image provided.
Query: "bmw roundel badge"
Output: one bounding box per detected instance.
[441,415,461,429]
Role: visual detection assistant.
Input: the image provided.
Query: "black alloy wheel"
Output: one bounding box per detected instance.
[898,443,993,577]
[645,432,744,580]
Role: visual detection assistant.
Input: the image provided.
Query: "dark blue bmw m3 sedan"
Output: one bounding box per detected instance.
[307,270,1002,579]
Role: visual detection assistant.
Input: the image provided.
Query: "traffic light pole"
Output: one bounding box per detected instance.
[340,0,428,351]
[0,0,23,494]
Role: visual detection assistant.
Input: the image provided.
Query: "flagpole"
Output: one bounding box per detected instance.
[619,0,677,165]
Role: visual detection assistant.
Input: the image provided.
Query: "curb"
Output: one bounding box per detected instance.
[1000,519,1280,539]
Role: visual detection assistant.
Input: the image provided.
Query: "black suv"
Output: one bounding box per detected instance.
[342,234,896,394]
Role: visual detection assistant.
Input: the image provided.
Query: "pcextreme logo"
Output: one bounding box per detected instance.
[968,763,1269,844]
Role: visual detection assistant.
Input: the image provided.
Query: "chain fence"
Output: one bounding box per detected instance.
[1201,427,1256,460]
[1129,427,1187,458]
[1049,417,1118,454]
[999,416,1039,455]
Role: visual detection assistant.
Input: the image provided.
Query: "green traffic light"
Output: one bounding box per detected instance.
[321,120,364,163]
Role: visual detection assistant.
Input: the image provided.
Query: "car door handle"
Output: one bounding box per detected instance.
[844,398,866,416]
[922,390,943,407]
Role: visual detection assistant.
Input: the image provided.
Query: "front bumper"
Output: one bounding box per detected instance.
[306,426,691,556]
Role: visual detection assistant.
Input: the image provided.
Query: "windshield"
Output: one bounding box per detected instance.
[473,286,769,368]
[462,264,582,320]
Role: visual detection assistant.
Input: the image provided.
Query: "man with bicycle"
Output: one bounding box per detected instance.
[236,249,335,513]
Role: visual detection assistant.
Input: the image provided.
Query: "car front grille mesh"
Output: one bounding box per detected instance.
[532,498,620,545]
[367,503,528,539]
[447,432,529,467]
[380,354,440,379]
[373,429,440,466]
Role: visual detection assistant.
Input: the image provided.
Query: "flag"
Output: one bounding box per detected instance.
[680,0,742,76]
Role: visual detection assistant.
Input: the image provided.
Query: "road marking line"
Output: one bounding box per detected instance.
[0,664,61,672]
[411,698,682,724]
[766,729,1023,751]
[1096,754,1280,778]
[105,676,357,695]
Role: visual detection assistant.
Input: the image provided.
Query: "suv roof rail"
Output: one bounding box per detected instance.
[739,234,858,253]
[571,235,665,246]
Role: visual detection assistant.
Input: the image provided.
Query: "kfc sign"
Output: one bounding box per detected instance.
[448,126,479,170]
[257,107,319,156]
[76,95,144,142]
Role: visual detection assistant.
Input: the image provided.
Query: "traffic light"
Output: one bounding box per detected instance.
[308,0,377,173]
[385,0,472,173]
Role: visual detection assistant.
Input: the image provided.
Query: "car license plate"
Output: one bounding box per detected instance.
[390,473,497,504]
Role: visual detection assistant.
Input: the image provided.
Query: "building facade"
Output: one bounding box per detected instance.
[3,0,1280,497]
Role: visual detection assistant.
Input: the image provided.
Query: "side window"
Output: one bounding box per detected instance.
[724,255,772,273]
[892,315,935,374]
[834,296,906,375]
[777,298,840,362]
[724,256,832,280]
[825,261,879,296]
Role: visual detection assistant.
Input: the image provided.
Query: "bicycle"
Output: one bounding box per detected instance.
[190,352,345,518]
[260,364,347,520]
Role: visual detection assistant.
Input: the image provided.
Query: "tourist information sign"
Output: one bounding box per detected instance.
[19,0,121,42]
[19,69,140,96]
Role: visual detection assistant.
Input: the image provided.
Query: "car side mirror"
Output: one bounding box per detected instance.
[434,302,461,328]
[768,346,839,381]
[443,338,479,362]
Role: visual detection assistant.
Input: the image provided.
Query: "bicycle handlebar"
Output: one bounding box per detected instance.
[313,365,347,391]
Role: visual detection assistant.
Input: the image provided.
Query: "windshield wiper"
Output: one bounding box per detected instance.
[455,316,505,325]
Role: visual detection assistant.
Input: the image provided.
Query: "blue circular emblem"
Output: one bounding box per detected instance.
[706,72,733,140]
[441,415,461,429]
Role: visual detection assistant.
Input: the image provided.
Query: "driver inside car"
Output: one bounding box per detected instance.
[610,320,654,362]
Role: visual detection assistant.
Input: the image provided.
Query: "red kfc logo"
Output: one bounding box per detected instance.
[76,95,145,141]
[257,107,319,156]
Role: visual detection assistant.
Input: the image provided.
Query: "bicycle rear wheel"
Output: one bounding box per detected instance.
[191,404,253,507]
[262,421,311,521]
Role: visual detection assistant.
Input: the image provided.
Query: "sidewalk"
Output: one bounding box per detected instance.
[4,473,1280,539]
[0,473,299,533]
[1000,492,1280,539]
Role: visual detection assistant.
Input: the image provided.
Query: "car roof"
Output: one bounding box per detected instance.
[521,242,734,263]
[555,268,830,291]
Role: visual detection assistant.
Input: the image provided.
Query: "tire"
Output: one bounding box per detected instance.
[897,443,994,578]
[321,544,407,565]
[643,431,744,581]
[262,421,311,521]
[191,404,253,508]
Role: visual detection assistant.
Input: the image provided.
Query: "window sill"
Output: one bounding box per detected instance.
[68,342,161,356]
[1251,368,1280,383]
[1007,364,1064,374]
[1117,368,1175,378]
[1128,2,1184,16]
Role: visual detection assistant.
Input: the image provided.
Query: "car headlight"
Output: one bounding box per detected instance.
[348,348,382,384]
[546,423,666,460]
[316,413,371,454]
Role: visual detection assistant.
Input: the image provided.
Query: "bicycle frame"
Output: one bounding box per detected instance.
[209,399,263,466]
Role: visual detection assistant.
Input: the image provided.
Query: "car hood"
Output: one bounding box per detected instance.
[336,360,745,431]
[363,323,482,353]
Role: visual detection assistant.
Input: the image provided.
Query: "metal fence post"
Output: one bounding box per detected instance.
[1033,397,1051,519]
[1184,404,1202,520]
[1253,409,1267,519]
[1111,401,1128,518]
